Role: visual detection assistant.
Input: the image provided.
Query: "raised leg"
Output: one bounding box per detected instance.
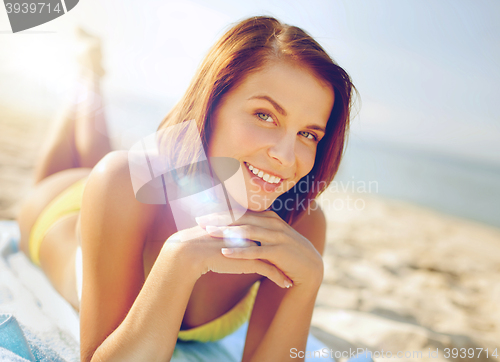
[17,29,110,311]
[32,101,79,184]
[33,29,111,184]
[73,70,112,168]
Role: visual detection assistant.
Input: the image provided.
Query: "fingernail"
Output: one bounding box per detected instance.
[195,216,207,226]
[195,215,216,225]
[221,248,233,255]
[206,225,220,234]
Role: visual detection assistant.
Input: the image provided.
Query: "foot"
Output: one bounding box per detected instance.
[73,27,105,78]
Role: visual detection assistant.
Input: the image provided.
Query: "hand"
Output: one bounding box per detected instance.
[195,210,324,290]
[162,223,293,289]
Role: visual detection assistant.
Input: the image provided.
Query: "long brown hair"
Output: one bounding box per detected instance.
[157,16,356,224]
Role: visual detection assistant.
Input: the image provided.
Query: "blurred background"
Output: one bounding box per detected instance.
[1,1,499,361]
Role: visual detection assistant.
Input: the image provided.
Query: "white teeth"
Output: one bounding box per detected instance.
[245,162,282,184]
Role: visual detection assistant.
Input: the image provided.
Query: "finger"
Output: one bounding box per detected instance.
[221,245,266,259]
[206,224,283,246]
[204,226,258,246]
[213,258,292,289]
[224,239,258,248]
[250,259,293,289]
[220,245,294,284]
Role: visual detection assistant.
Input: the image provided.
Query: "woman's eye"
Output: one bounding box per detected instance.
[299,131,317,141]
[256,112,274,123]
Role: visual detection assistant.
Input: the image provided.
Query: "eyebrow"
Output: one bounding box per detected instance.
[248,94,327,134]
[248,95,287,116]
[306,124,326,134]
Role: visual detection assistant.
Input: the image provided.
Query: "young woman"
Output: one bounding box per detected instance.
[16,16,355,362]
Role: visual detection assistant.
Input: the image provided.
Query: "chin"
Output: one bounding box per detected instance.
[224,187,275,213]
[247,194,275,212]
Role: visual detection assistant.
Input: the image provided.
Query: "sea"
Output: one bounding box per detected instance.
[335,138,500,228]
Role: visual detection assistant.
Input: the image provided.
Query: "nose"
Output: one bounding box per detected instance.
[267,132,296,167]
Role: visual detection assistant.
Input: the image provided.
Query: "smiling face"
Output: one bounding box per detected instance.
[207,61,335,212]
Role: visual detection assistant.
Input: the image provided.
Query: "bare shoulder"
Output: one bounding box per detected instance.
[85,150,132,194]
[291,200,326,255]
[81,150,160,246]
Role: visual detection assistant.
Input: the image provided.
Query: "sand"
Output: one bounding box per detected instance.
[315,191,500,361]
[1,101,499,362]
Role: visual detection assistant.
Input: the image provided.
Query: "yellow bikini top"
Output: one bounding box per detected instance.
[177,281,260,342]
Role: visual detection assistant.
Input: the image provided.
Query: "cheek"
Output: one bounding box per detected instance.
[296,144,317,177]
[209,119,268,158]
[208,117,239,157]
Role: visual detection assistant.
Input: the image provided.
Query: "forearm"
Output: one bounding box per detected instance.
[90,243,199,362]
[248,284,320,362]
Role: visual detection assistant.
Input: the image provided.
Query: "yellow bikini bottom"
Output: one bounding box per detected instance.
[28,177,260,342]
[29,178,88,266]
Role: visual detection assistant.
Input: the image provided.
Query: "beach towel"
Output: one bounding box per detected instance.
[0,220,373,361]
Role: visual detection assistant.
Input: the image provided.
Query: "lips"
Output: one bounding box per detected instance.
[244,162,283,184]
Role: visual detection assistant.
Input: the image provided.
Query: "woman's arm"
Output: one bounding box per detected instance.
[79,151,200,362]
[243,205,326,362]
[200,203,326,362]
[244,277,321,362]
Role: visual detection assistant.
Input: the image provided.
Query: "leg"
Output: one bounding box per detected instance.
[73,29,111,167]
[33,31,111,184]
[73,71,112,169]
[32,102,79,184]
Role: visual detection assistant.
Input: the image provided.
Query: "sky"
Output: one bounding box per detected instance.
[1,0,499,165]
